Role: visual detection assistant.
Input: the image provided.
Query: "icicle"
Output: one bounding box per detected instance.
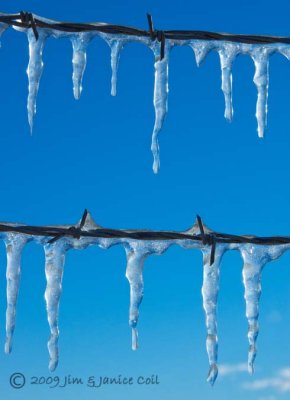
[279,44,290,60]
[26,29,49,132]
[44,240,67,371]
[249,46,274,138]
[239,244,287,374]
[217,43,239,122]
[125,243,149,350]
[201,243,226,386]
[107,38,127,97]
[190,40,215,67]
[4,234,29,354]
[71,33,94,100]
[151,42,171,174]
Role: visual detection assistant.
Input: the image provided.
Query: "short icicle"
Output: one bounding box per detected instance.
[190,40,215,67]
[201,243,226,386]
[26,28,49,132]
[151,42,171,174]
[250,46,274,138]
[4,233,29,354]
[217,43,239,122]
[71,33,94,100]
[125,243,149,350]
[44,239,67,371]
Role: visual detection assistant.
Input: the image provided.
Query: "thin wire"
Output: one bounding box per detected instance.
[1,210,290,246]
[1,11,290,46]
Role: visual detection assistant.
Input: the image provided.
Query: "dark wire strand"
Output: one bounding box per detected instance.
[1,11,290,44]
[1,210,290,247]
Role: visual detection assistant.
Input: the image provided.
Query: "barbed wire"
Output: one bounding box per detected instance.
[1,210,290,265]
[1,12,290,60]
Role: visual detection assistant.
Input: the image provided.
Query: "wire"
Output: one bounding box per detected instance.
[2,210,290,265]
[1,11,290,60]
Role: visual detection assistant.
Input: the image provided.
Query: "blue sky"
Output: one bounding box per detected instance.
[1,0,290,399]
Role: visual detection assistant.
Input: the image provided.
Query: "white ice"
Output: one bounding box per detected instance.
[248,46,275,138]
[239,243,288,374]
[71,32,95,99]
[201,243,227,386]
[151,41,171,174]
[100,34,130,97]
[44,239,68,371]
[26,28,49,132]
[190,40,215,66]
[218,43,239,121]
[125,243,149,350]
[124,239,171,350]
[4,233,29,354]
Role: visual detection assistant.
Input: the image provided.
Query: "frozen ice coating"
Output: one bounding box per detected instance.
[26,28,49,132]
[249,46,274,138]
[104,37,128,97]
[190,40,215,66]
[44,240,67,372]
[239,243,288,375]
[109,39,124,96]
[125,243,149,350]
[4,234,29,354]
[71,33,95,100]
[151,42,171,174]
[218,43,239,121]
[241,246,264,374]
[201,244,227,386]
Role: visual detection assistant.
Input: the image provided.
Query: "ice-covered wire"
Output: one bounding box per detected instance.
[2,210,290,381]
[1,11,290,59]
[1,210,290,265]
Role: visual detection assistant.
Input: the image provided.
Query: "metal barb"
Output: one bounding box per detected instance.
[20,11,39,40]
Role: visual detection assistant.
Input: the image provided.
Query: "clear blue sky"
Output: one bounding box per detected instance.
[0,0,290,399]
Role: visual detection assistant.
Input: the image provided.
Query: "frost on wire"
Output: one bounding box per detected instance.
[1,15,290,172]
[1,212,290,385]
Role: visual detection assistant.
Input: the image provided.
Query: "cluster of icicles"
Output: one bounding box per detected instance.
[2,212,290,385]
[1,15,290,173]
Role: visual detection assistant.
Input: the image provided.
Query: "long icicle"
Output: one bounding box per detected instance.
[151,42,171,174]
[201,243,226,386]
[26,28,49,132]
[250,47,274,138]
[241,245,263,374]
[239,243,287,374]
[4,233,29,354]
[44,240,67,372]
[125,244,149,350]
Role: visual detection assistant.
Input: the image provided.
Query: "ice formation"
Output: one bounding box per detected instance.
[239,243,287,374]
[71,33,95,99]
[125,243,148,350]
[26,28,49,132]
[150,41,171,173]
[217,43,239,122]
[4,233,30,354]
[201,244,226,385]
[100,34,130,97]
[1,213,290,385]
[1,14,288,171]
[44,239,68,371]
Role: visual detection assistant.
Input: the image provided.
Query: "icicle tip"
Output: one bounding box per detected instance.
[207,364,218,386]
